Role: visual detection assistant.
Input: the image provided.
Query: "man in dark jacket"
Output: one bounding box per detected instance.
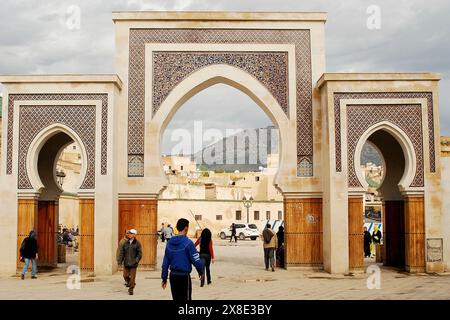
[161,218,204,301]
[20,230,39,279]
[117,229,142,295]
[230,223,237,243]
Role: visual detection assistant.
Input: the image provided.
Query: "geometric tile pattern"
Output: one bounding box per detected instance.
[333,92,435,175]
[128,154,144,177]
[6,93,109,176]
[346,104,424,188]
[152,51,289,115]
[18,105,96,189]
[128,29,313,177]
[297,156,313,177]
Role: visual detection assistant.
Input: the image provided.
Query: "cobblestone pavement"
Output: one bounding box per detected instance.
[0,240,449,300]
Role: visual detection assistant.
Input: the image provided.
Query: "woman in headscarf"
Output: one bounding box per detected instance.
[276,226,285,268]
[194,228,214,286]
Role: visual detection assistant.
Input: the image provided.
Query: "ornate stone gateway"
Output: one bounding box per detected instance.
[0,12,446,275]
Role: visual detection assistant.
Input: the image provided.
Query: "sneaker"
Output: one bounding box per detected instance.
[31,276,37,279]
[124,282,130,287]
[20,274,24,280]
[207,281,212,285]
[272,267,275,272]
[128,289,134,295]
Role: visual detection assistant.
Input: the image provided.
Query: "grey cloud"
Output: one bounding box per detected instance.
[0,0,449,138]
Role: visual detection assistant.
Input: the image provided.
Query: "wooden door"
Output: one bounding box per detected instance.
[404,196,425,272]
[284,198,323,267]
[37,200,58,268]
[17,199,38,269]
[79,199,94,271]
[383,200,405,268]
[118,200,158,270]
[348,197,364,270]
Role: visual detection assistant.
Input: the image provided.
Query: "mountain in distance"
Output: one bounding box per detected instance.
[187,126,382,172]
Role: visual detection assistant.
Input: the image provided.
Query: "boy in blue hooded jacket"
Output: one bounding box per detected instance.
[161,218,204,300]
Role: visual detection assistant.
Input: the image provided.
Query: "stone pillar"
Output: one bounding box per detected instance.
[93,176,118,275]
[284,196,323,269]
[323,185,349,274]
[348,193,364,271]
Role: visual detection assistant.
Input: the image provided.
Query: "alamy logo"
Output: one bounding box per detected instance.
[366,265,381,289]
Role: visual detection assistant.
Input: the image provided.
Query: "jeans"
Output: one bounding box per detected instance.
[264,248,275,269]
[21,258,37,276]
[200,253,212,284]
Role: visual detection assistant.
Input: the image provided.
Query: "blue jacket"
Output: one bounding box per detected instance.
[161,235,204,282]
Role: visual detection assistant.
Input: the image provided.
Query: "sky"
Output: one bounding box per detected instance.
[1,0,449,154]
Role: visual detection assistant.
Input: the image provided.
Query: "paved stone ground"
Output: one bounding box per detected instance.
[1,240,449,300]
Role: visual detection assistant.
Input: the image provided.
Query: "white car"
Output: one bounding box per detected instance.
[219,223,260,240]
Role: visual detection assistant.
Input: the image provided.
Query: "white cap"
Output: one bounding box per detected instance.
[128,229,137,235]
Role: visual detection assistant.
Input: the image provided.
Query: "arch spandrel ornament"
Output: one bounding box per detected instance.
[127,28,314,177]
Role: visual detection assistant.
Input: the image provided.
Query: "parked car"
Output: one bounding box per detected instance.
[219,223,260,240]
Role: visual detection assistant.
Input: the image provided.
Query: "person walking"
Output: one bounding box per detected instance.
[116,231,128,269]
[262,223,277,272]
[194,228,215,286]
[164,224,174,242]
[371,225,382,258]
[19,230,39,280]
[372,226,382,244]
[117,229,142,295]
[230,223,237,243]
[276,226,285,268]
[161,218,204,301]
[364,227,372,258]
[159,223,166,242]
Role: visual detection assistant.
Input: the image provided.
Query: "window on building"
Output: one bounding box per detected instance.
[236,210,242,220]
[73,145,76,150]
[254,210,260,220]
[266,211,271,220]
[216,215,222,221]
[278,211,283,220]
[181,165,184,170]
[255,176,260,182]
[195,215,202,221]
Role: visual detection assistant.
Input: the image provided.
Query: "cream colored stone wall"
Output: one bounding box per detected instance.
[441,137,450,271]
[113,12,327,197]
[0,75,122,275]
[59,195,80,229]
[318,73,443,273]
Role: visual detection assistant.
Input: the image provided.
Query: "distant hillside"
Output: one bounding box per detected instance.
[191,126,382,172]
[192,126,278,172]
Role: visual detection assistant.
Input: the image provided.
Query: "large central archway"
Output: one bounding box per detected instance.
[118,64,322,270]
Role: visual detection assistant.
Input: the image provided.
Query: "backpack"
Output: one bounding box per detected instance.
[263,229,274,244]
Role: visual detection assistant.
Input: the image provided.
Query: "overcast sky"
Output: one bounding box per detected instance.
[1,0,449,154]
